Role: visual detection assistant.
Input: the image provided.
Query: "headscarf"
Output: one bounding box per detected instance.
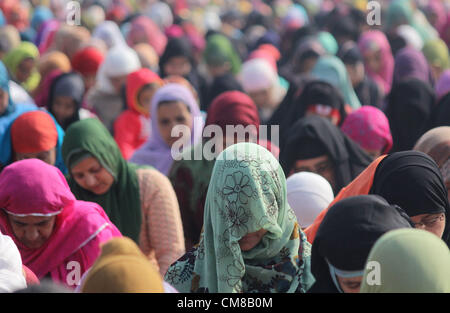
[0,159,121,279]
[33,69,63,108]
[95,44,141,95]
[0,9,4,27]
[130,83,204,176]
[145,1,173,31]
[3,42,41,92]
[0,25,21,55]
[71,46,104,77]
[311,55,361,109]
[61,118,143,243]
[0,0,29,32]
[240,58,278,93]
[126,16,167,57]
[281,3,309,31]
[37,51,71,81]
[164,142,314,293]
[279,115,372,194]
[358,30,394,95]
[422,38,450,73]
[34,19,60,55]
[396,24,424,51]
[309,195,413,293]
[0,59,15,116]
[204,73,244,110]
[286,172,334,229]
[159,37,195,78]
[92,20,127,50]
[48,25,91,60]
[360,229,450,293]
[30,6,54,32]
[0,231,27,293]
[317,31,338,55]
[133,43,159,73]
[393,47,431,84]
[385,78,435,152]
[203,34,242,75]
[432,91,450,127]
[124,68,162,117]
[341,106,393,155]
[414,127,450,169]
[81,237,164,293]
[48,72,85,130]
[435,69,450,100]
[425,0,447,33]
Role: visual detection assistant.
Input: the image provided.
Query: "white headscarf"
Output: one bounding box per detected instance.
[96,45,141,94]
[92,21,127,50]
[396,24,424,51]
[0,232,27,293]
[286,172,334,228]
[240,58,278,93]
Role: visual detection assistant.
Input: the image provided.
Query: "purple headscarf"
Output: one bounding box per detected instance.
[129,83,204,175]
[435,69,450,100]
[393,47,432,84]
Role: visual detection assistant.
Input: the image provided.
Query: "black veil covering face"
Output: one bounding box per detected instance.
[370,151,450,246]
[309,194,413,293]
[279,115,372,194]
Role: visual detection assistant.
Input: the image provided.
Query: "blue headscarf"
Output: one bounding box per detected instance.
[31,6,54,31]
[0,9,5,27]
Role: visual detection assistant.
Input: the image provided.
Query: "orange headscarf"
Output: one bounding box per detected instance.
[304,155,387,243]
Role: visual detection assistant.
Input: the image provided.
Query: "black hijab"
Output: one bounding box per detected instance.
[308,194,413,293]
[203,72,243,111]
[385,78,435,152]
[370,151,450,246]
[432,92,450,128]
[279,115,372,193]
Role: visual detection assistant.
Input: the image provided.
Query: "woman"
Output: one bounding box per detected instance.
[80,237,165,293]
[126,15,167,57]
[3,41,41,93]
[341,106,393,159]
[414,127,450,203]
[279,115,372,194]
[91,20,127,50]
[129,83,204,175]
[305,151,450,247]
[168,91,263,250]
[47,72,91,130]
[435,69,450,101]
[114,68,163,160]
[0,159,122,288]
[165,142,315,293]
[311,55,361,109]
[308,195,413,293]
[431,89,450,128]
[393,47,432,85]
[422,38,450,83]
[47,24,90,60]
[70,46,104,94]
[0,230,27,293]
[61,118,185,276]
[358,30,394,96]
[386,78,434,152]
[85,44,141,133]
[360,229,450,293]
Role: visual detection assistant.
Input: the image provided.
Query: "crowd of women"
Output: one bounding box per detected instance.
[0,0,449,294]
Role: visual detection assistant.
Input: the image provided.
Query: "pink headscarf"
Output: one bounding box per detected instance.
[247,44,281,72]
[0,159,122,280]
[126,16,167,56]
[341,106,393,154]
[358,30,394,95]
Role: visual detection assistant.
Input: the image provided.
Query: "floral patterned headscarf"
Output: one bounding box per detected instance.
[164,142,314,293]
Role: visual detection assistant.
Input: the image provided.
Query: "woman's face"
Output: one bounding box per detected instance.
[52,95,77,125]
[82,74,96,92]
[0,88,8,115]
[239,229,268,251]
[410,213,446,239]
[363,50,382,74]
[71,156,115,195]
[345,62,365,87]
[248,88,272,110]
[163,56,192,77]
[290,155,337,192]
[337,275,363,293]
[137,83,159,113]
[109,74,128,94]
[16,58,35,83]
[157,100,193,147]
[14,148,57,166]
[8,215,56,249]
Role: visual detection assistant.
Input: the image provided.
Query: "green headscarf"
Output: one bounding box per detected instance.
[61,118,143,244]
[203,34,242,75]
[422,38,450,71]
[311,55,361,109]
[165,142,314,293]
[317,31,338,55]
[3,41,41,92]
[360,229,450,293]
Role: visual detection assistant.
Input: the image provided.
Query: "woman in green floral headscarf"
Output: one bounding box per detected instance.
[3,41,41,93]
[311,55,361,110]
[422,38,449,83]
[360,228,450,293]
[203,34,242,76]
[165,142,314,293]
[61,118,185,276]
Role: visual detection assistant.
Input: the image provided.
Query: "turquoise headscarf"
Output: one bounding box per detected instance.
[165,143,314,293]
[311,55,361,109]
[360,228,450,293]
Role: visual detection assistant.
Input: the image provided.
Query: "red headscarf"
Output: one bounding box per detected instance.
[11,111,58,154]
[71,47,104,77]
[126,68,162,116]
[0,0,29,31]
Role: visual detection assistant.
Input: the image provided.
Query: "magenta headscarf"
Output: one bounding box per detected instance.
[358,30,394,95]
[130,83,204,175]
[341,106,393,154]
[126,16,167,56]
[426,0,447,34]
[0,159,121,279]
[393,47,432,84]
[436,69,450,100]
[33,68,63,107]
